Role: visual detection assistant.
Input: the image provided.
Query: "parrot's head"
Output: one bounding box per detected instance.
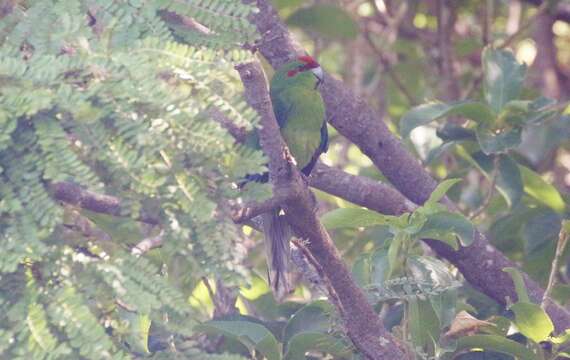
[272,55,324,91]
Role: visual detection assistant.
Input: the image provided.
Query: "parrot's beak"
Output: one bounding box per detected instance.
[311,66,324,89]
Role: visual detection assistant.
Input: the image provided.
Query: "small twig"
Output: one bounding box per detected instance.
[470,155,500,220]
[542,227,568,309]
[231,195,285,224]
[131,230,164,256]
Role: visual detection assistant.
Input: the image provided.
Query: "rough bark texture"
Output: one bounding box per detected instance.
[251,0,570,332]
[235,61,408,359]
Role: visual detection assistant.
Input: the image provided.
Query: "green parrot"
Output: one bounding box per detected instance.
[244,55,328,300]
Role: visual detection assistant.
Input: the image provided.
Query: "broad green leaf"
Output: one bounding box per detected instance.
[122,311,151,354]
[522,208,561,257]
[400,101,494,138]
[482,47,527,113]
[321,208,398,230]
[475,125,522,155]
[408,298,440,350]
[286,5,358,40]
[455,335,536,360]
[370,248,390,286]
[195,320,281,360]
[419,211,474,247]
[387,232,405,280]
[502,267,530,303]
[519,165,566,213]
[283,301,332,345]
[470,152,523,208]
[425,178,462,205]
[407,256,458,328]
[510,302,554,343]
[352,254,371,287]
[284,332,353,360]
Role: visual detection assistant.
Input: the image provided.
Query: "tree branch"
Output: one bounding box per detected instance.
[235,61,408,359]
[49,182,159,225]
[250,0,570,332]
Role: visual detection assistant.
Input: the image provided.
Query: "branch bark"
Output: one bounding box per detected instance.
[49,182,159,225]
[250,0,570,332]
[235,61,408,359]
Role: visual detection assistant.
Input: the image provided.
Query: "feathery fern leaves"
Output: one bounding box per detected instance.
[1,0,262,358]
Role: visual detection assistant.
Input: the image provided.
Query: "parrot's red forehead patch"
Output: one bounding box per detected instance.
[297,55,319,69]
[287,55,320,77]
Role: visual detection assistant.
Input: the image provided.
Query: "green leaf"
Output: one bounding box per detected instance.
[425,178,462,205]
[470,153,523,208]
[195,320,281,360]
[370,248,390,286]
[519,165,566,213]
[407,256,458,328]
[522,208,561,257]
[475,125,522,155]
[123,312,151,354]
[502,267,530,303]
[321,208,399,230]
[286,4,358,40]
[419,211,474,247]
[408,298,441,350]
[400,101,494,138]
[482,47,527,113]
[283,301,332,345]
[284,332,353,360]
[510,302,554,343]
[387,232,405,280]
[352,254,371,287]
[455,335,536,360]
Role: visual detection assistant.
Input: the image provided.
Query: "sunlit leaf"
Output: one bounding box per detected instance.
[519,165,566,213]
[510,302,554,343]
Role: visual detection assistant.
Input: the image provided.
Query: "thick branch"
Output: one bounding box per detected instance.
[235,61,407,359]
[251,0,570,332]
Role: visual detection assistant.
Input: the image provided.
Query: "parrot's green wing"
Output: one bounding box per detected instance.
[270,86,326,172]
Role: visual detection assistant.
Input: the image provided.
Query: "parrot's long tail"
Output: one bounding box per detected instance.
[262,209,292,301]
